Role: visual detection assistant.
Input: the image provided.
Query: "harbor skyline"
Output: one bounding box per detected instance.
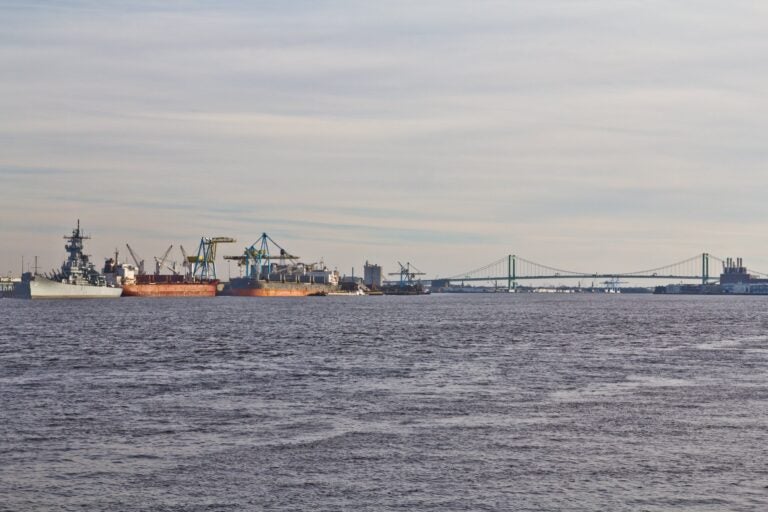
[5,4,768,509]
[2,1,768,276]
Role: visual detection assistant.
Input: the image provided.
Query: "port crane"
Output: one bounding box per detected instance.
[388,261,426,287]
[125,244,146,275]
[179,245,192,279]
[224,233,300,280]
[154,245,173,276]
[601,277,627,293]
[163,259,180,276]
[190,237,236,280]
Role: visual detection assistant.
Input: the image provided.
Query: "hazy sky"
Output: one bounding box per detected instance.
[2,0,767,279]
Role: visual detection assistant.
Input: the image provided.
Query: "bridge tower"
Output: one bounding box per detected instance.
[702,252,709,285]
[507,254,516,292]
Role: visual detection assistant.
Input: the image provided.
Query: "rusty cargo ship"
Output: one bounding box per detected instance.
[120,275,219,297]
[222,233,340,297]
[224,278,335,297]
[106,237,235,298]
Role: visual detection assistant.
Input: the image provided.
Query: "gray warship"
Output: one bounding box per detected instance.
[12,221,122,299]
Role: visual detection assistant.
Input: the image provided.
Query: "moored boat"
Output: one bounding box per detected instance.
[120,275,219,297]
[222,233,340,297]
[224,278,334,297]
[11,221,122,299]
[108,237,234,297]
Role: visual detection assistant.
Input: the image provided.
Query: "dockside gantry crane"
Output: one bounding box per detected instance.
[190,237,236,280]
[223,233,300,280]
[388,261,426,287]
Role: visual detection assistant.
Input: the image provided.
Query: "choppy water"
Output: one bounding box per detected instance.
[2,294,768,511]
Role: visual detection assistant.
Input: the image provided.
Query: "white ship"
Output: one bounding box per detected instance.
[12,221,122,299]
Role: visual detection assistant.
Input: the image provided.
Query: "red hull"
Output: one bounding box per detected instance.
[223,278,335,297]
[121,282,218,297]
[226,287,324,297]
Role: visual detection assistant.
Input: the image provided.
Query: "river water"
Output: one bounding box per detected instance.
[1,294,768,511]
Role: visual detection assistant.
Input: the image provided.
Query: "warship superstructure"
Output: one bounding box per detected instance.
[12,221,122,299]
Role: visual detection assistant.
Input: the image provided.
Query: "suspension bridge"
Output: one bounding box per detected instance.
[437,253,768,290]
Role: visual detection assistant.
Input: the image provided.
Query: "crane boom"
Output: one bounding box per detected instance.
[191,236,236,280]
[125,244,145,275]
[154,245,173,275]
[387,261,426,286]
[179,245,193,279]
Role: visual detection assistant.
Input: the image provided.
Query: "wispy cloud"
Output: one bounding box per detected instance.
[2,1,768,274]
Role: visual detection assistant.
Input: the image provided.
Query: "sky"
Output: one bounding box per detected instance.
[2,0,768,280]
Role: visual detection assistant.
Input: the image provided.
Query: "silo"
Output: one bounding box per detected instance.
[364,260,383,289]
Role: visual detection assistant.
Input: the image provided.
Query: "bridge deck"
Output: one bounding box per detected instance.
[446,274,712,282]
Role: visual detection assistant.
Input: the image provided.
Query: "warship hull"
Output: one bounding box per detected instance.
[12,276,122,299]
[224,278,337,297]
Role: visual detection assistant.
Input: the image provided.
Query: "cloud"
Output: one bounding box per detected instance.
[2,1,768,276]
